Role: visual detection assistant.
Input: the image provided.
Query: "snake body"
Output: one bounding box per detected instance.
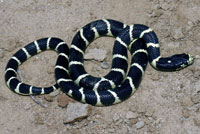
[5,38,64,94]
[5,19,194,106]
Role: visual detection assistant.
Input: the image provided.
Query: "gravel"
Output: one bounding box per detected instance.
[135,121,145,129]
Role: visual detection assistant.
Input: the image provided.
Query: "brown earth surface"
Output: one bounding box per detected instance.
[0,0,200,134]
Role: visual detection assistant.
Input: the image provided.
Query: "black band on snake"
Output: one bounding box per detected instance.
[5,19,194,106]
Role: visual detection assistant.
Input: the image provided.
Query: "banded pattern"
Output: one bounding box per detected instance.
[69,19,129,91]
[5,37,68,95]
[56,19,193,106]
[5,19,194,106]
[128,24,194,71]
[56,38,148,106]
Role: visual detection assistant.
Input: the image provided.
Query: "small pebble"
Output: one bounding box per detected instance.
[126,111,138,119]
[23,103,32,110]
[147,124,155,132]
[182,108,190,118]
[57,94,73,108]
[130,118,138,125]
[194,118,200,127]
[135,121,145,129]
[71,129,81,134]
[44,95,54,102]
[187,21,194,28]
[160,2,170,10]
[172,28,184,39]
[113,114,120,122]
[145,108,155,117]
[101,61,110,69]
[191,95,200,104]
[150,10,162,17]
[181,96,193,107]
[196,108,200,113]
[107,128,116,133]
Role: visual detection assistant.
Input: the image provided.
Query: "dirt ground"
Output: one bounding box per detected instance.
[0,0,200,134]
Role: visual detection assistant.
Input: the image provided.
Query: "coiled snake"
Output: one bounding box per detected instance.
[5,19,194,106]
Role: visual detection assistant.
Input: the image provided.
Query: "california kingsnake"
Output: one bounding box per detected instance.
[5,19,194,106]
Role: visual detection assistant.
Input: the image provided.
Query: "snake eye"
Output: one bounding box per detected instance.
[167,60,171,63]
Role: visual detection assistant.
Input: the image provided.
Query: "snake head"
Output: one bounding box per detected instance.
[156,53,194,71]
[173,53,194,70]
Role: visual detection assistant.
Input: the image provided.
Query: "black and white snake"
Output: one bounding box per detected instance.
[5,19,194,106]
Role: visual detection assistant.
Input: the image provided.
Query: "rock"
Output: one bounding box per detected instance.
[72,129,81,134]
[63,102,89,124]
[107,128,116,133]
[130,118,138,125]
[147,124,155,132]
[44,95,54,102]
[118,127,128,134]
[196,108,200,113]
[194,119,200,127]
[145,108,155,117]
[84,48,107,61]
[113,114,120,122]
[71,129,81,134]
[57,94,73,108]
[23,103,32,110]
[101,61,110,69]
[181,96,193,107]
[185,21,194,32]
[135,120,145,129]
[172,28,184,39]
[182,108,190,118]
[150,10,163,17]
[191,94,200,104]
[160,2,169,10]
[126,111,138,119]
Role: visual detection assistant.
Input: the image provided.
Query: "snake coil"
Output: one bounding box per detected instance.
[5,19,194,106]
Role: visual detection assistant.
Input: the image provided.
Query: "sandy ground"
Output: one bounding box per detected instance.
[0,0,200,134]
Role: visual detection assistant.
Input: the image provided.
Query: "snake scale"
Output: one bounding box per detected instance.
[5,19,194,106]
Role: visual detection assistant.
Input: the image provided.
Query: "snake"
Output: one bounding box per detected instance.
[5,19,194,106]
